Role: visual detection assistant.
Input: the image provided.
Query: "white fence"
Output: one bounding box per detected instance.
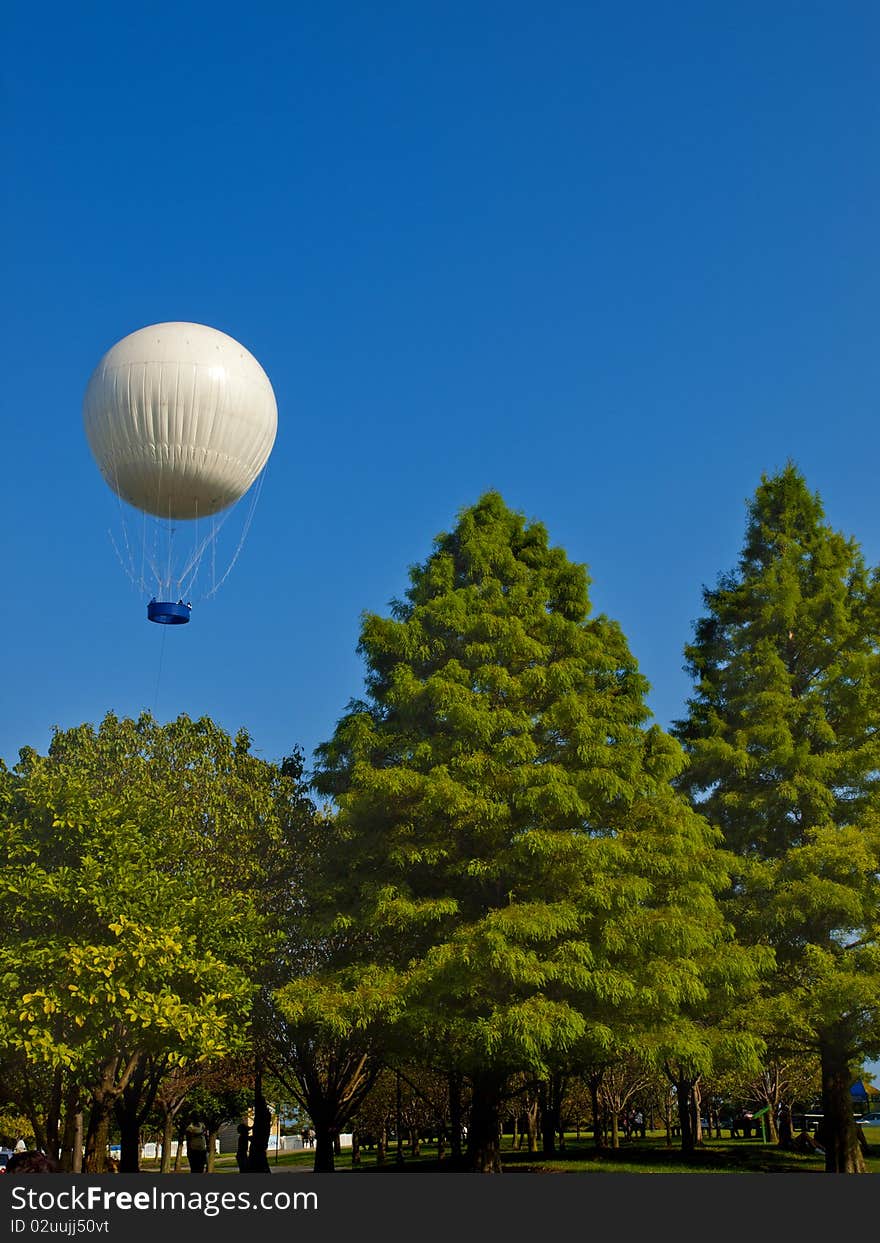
[268,1134,352,1151]
[138,1134,351,1160]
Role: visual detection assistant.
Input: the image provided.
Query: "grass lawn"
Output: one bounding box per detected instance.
[141,1132,880,1175]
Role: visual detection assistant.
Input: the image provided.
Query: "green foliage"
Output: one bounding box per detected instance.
[0,1110,33,1148]
[309,493,749,1084]
[0,713,314,1087]
[673,464,880,1068]
[183,1083,251,1134]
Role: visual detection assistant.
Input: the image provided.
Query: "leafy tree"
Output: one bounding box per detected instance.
[152,1063,206,1173]
[673,464,880,1173]
[0,1057,64,1160]
[311,492,751,1171]
[746,1051,821,1145]
[0,712,311,1171]
[557,1075,595,1143]
[651,953,767,1156]
[183,1068,251,1173]
[0,1108,33,1149]
[505,1076,541,1153]
[265,977,389,1172]
[348,1066,443,1166]
[596,1054,654,1148]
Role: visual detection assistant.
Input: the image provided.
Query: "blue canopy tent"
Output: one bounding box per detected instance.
[851,1080,880,1113]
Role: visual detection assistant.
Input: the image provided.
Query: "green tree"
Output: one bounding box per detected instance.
[673,464,880,1173]
[152,1063,206,1173]
[182,1067,251,1173]
[0,712,311,1172]
[266,971,391,1173]
[311,492,751,1171]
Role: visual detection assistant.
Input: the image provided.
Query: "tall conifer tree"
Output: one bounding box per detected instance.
[673,465,880,1173]
[312,493,749,1171]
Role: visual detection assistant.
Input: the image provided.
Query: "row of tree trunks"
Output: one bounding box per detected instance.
[19,1048,866,1176]
[538,1074,565,1156]
[8,1051,276,1175]
[512,1099,539,1151]
[665,1067,700,1158]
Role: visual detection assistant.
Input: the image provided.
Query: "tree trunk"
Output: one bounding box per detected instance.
[539,1083,553,1156]
[206,1128,220,1173]
[610,1110,619,1149]
[753,1068,783,1144]
[377,1124,386,1166]
[312,1119,336,1173]
[448,1074,463,1166]
[83,1052,145,1173]
[246,1068,272,1173]
[59,1085,82,1173]
[72,1111,83,1173]
[675,1078,695,1158]
[160,1113,176,1174]
[778,1103,794,1149]
[46,1067,63,1162]
[538,1077,560,1156]
[84,1106,112,1174]
[466,1074,504,1173]
[118,1112,141,1173]
[820,1040,865,1174]
[351,1128,361,1166]
[115,1054,164,1174]
[589,1075,602,1150]
[525,1098,539,1152]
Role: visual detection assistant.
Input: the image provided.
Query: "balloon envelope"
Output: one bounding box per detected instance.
[83,322,277,520]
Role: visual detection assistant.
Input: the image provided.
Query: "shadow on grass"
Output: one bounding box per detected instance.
[357,1136,880,1174]
[500,1141,821,1174]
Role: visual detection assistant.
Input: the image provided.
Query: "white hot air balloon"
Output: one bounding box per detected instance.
[83,322,277,624]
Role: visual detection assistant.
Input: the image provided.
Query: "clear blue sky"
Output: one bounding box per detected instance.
[4,0,880,783]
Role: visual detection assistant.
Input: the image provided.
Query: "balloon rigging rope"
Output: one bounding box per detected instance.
[165,500,174,597]
[177,506,235,600]
[109,527,139,591]
[113,493,138,589]
[178,521,222,599]
[204,466,268,600]
[102,448,269,606]
[184,503,199,598]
